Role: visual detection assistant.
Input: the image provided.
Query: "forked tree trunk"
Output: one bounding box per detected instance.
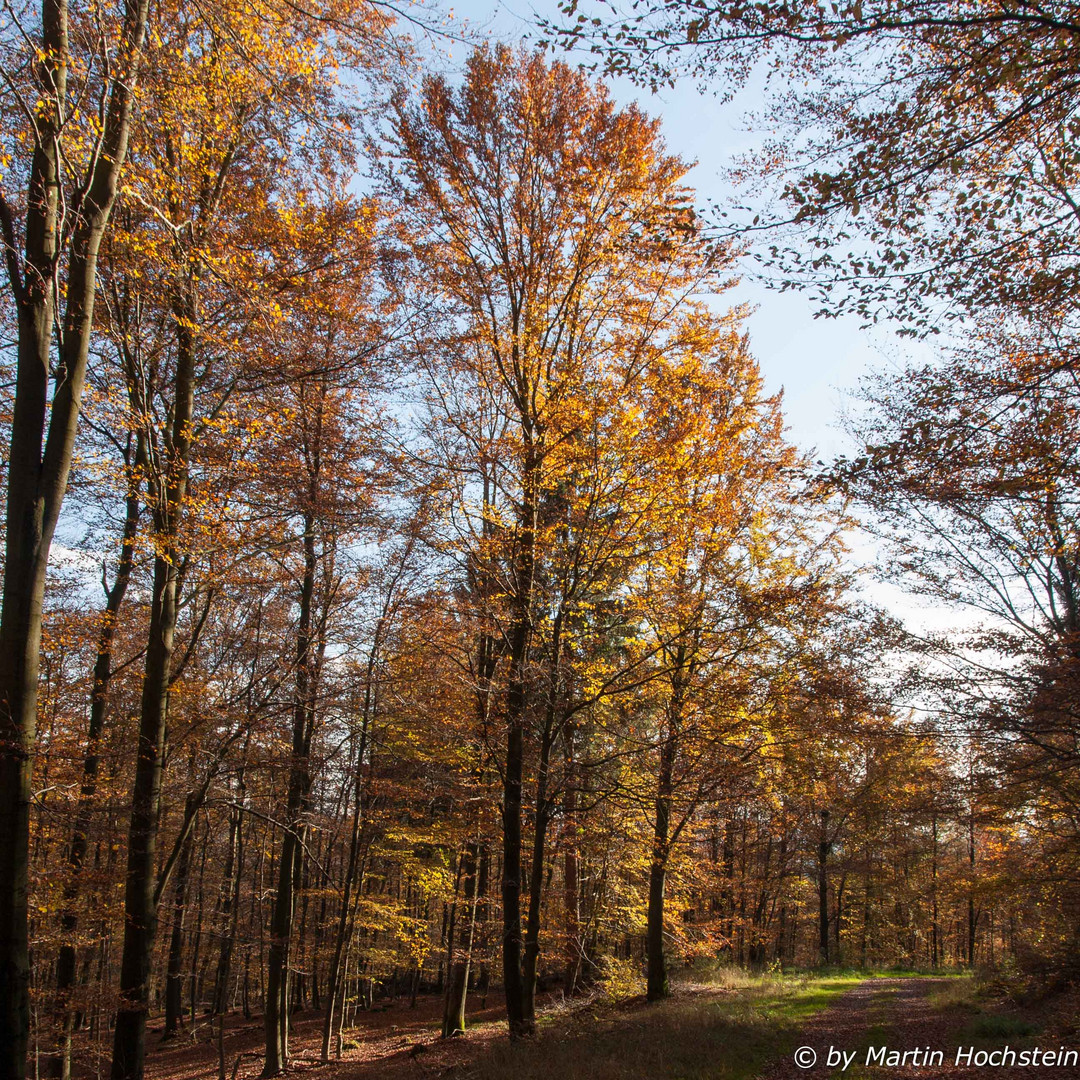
[0,2,148,1073]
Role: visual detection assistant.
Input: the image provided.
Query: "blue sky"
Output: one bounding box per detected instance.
[431,0,933,463]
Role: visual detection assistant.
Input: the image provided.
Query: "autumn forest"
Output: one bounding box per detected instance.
[2,1,1080,1079]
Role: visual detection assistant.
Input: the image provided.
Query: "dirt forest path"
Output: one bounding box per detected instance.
[757,977,1066,1080]
[756,977,895,1079]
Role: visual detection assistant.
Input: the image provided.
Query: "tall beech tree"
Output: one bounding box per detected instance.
[103,37,273,1080]
[627,335,849,999]
[393,44,744,1034]
[255,215,386,1076]
[0,1,151,1071]
[47,380,146,1078]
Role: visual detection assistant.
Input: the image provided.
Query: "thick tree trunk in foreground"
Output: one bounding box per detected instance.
[0,1,148,1073]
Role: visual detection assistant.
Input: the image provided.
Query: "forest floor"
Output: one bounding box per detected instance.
[136,969,1080,1080]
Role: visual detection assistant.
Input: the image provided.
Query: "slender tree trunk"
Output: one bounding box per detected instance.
[818,810,831,966]
[646,653,687,1005]
[861,849,871,969]
[521,746,552,1021]
[263,825,298,1074]
[213,763,246,1018]
[501,449,537,1039]
[562,720,580,995]
[111,281,198,1080]
[967,810,977,966]
[333,850,369,1057]
[292,847,311,1013]
[721,818,735,956]
[321,630,377,1061]
[443,844,479,1037]
[188,828,209,1027]
[521,609,564,1023]
[646,731,676,1002]
[49,462,141,1078]
[834,873,845,964]
[110,553,180,1079]
[502,646,529,1037]
[163,794,197,1038]
[263,515,319,1076]
[931,812,939,969]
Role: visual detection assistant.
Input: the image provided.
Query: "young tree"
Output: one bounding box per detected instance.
[255,230,386,1074]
